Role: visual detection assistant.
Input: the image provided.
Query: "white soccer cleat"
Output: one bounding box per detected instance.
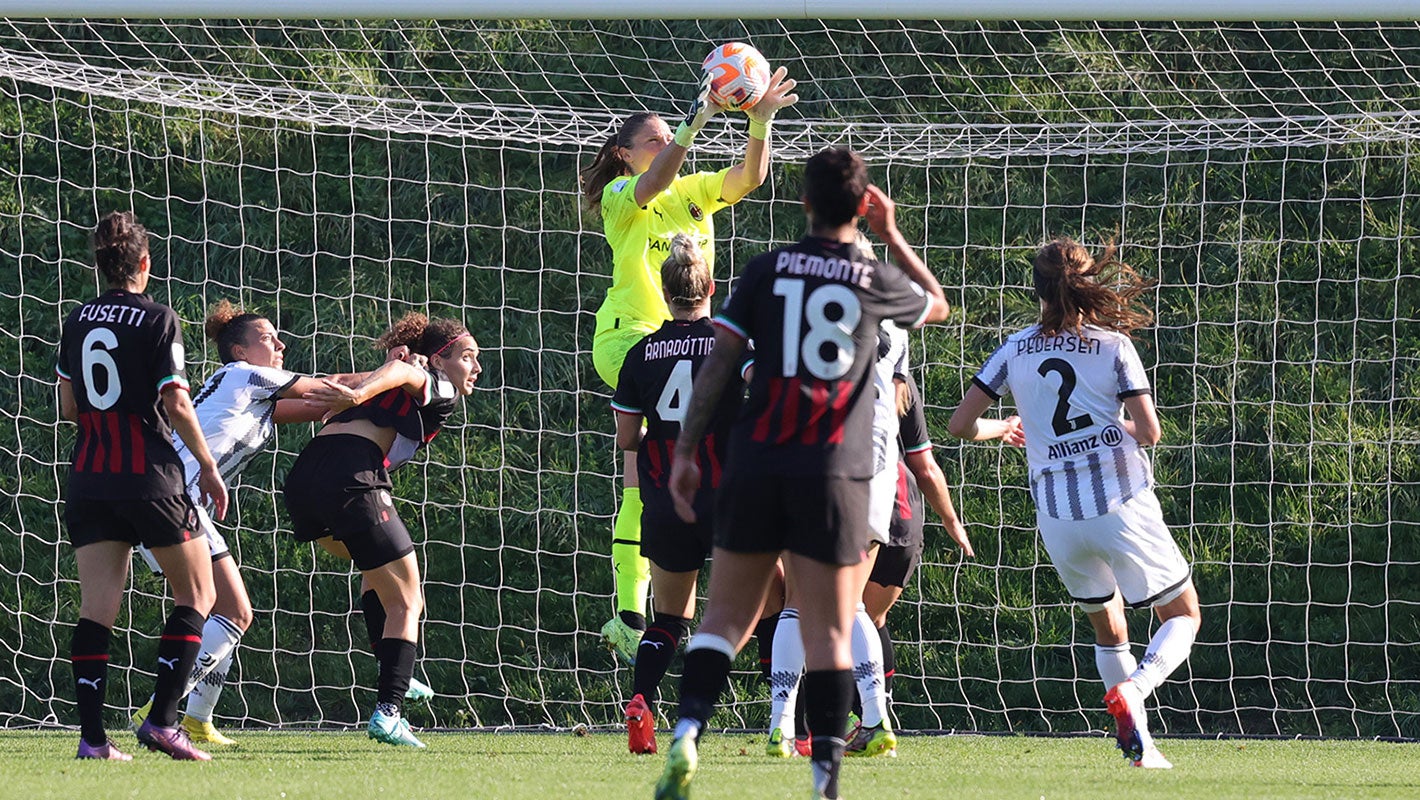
[1133,746,1173,769]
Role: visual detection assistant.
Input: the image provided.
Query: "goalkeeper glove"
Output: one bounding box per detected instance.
[674,71,720,148]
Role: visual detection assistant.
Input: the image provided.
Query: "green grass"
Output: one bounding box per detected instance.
[2,731,1415,800]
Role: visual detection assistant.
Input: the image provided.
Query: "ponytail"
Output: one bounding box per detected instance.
[661,233,712,310]
[91,211,149,286]
[1033,237,1156,338]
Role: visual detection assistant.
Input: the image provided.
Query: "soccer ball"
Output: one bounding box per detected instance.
[701,42,772,112]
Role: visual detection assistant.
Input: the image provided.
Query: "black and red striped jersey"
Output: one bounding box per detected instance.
[323,367,459,470]
[888,372,930,547]
[715,236,933,479]
[56,289,190,499]
[610,317,745,493]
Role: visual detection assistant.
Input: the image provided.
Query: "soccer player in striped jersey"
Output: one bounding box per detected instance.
[855,370,971,752]
[129,301,420,745]
[580,67,797,664]
[57,212,228,761]
[289,312,481,749]
[948,237,1201,769]
[656,147,951,800]
[610,234,750,755]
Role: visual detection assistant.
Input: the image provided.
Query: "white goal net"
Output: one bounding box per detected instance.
[0,19,1416,738]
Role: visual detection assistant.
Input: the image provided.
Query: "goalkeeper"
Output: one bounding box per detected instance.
[578,63,796,663]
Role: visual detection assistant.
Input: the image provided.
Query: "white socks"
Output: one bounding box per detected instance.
[850,604,888,728]
[180,614,243,722]
[1130,617,1197,698]
[1095,642,1139,690]
[769,608,804,736]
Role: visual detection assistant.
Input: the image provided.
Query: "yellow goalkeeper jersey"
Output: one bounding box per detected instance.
[597,167,731,325]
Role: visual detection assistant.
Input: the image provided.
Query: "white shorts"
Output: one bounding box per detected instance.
[136,502,227,575]
[867,461,897,546]
[1036,488,1191,609]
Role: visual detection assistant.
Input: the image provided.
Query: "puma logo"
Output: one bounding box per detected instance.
[157,656,178,670]
[640,640,665,651]
[77,677,102,690]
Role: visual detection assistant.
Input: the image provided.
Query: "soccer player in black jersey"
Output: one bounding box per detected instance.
[654,147,952,800]
[610,234,752,755]
[57,212,229,761]
[289,312,481,749]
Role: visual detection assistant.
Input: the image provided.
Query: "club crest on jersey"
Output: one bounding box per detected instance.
[687,201,704,221]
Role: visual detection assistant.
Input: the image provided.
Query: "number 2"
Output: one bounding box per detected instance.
[1037,357,1093,436]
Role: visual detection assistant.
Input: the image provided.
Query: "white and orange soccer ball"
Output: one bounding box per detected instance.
[701,42,772,112]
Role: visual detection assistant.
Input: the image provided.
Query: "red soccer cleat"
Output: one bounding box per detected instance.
[626,693,658,754]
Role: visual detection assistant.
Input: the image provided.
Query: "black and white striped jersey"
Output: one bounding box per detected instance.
[972,324,1154,521]
[174,360,298,495]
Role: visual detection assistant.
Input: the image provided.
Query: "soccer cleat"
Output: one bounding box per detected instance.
[845,711,860,738]
[128,698,152,731]
[1103,680,1147,764]
[793,732,813,757]
[367,708,426,749]
[405,677,436,702]
[76,738,133,761]
[600,617,641,666]
[626,693,657,754]
[182,716,237,746]
[1133,747,1173,769]
[766,727,795,758]
[844,722,897,758]
[654,735,698,800]
[135,718,212,761]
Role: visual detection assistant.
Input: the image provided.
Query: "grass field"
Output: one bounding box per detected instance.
[3,730,1415,800]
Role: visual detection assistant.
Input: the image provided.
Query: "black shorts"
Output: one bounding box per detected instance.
[641,490,713,574]
[869,539,924,589]
[283,434,414,571]
[714,470,869,567]
[66,494,202,550]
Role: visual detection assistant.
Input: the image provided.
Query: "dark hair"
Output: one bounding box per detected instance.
[1033,237,1157,338]
[91,211,149,286]
[204,299,266,363]
[661,234,712,310]
[376,311,469,357]
[579,112,659,213]
[803,147,869,228]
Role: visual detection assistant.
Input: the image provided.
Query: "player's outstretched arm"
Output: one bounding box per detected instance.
[904,449,973,557]
[862,185,949,324]
[669,327,746,522]
[722,67,798,204]
[948,384,1025,445]
[302,358,428,415]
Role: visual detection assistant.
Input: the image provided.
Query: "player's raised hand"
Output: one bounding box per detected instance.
[746,66,798,123]
[675,71,721,147]
[862,184,899,239]
[1001,415,1026,447]
[669,456,702,523]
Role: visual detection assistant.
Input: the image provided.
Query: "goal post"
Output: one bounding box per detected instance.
[0,19,1416,739]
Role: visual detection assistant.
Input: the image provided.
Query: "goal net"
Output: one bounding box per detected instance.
[1,19,1416,739]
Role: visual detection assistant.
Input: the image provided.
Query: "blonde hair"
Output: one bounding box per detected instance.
[661,234,712,310]
[1033,237,1156,337]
